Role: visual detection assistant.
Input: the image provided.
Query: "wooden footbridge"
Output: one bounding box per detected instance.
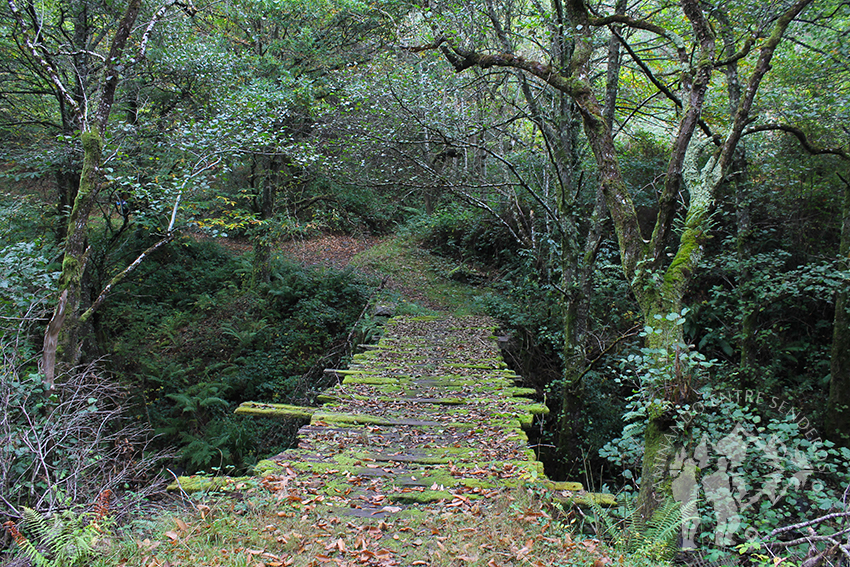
[171,315,611,513]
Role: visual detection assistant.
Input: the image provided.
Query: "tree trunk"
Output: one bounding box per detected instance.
[36,0,144,386]
[825,175,850,446]
[55,169,80,243]
[558,0,623,465]
[252,177,275,287]
[42,130,103,386]
[717,7,757,384]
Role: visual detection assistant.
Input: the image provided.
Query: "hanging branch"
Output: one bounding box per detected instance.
[744,124,849,160]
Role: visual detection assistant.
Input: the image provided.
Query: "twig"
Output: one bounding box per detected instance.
[770,511,850,537]
[166,468,199,512]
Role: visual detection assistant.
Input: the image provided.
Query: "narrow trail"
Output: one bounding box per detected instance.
[240,315,555,510]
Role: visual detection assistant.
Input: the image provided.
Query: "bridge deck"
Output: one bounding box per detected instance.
[173,315,611,512]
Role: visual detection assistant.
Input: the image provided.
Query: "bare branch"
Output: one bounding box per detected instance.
[744,124,849,160]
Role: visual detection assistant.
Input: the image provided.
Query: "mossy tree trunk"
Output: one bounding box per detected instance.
[251,156,278,288]
[431,0,812,521]
[14,0,147,386]
[42,130,105,385]
[826,175,850,446]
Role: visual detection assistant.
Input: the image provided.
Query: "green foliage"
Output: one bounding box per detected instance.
[692,246,845,387]
[7,507,106,567]
[103,238,373,473]
[586,496,685,564]
[0,199,59,321]
[602,370,850,559]
[410,205,519,266]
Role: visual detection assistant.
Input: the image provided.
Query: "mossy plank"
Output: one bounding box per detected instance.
[235,402,315,419]
[166,475,253,493]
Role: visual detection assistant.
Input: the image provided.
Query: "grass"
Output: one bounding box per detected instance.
[349,236,491,317]
[91,482,623,567]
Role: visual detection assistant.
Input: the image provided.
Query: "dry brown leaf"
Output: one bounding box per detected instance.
[173,518,189,532]
[163,531,179,541]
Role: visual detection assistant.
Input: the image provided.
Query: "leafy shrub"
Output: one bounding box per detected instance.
[102,239,373,474]
[599,316,850,560]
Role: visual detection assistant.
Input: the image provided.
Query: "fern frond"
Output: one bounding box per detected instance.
[22,507,53,545]
[633,498,683,562]
[16,506,100,567]
[587,494,622,543]
[9,512,51,567]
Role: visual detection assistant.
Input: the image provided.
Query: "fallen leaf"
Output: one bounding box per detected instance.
[323,538,346,553]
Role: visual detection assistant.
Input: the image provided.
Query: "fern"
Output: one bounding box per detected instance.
[632,499,684,562]
[6,506,104,567]
[588,496,686,564]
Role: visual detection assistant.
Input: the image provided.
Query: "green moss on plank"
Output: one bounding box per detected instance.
[254,459,287,476]
[343,376,398,385]
[235,402,314,419]
[311,412,393,426]
[544,480,584,492]
[390,490,454,503]
[166,475,253,493]
[555,491,618,507]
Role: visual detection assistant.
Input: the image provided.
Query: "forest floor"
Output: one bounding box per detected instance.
[90,234,628,567]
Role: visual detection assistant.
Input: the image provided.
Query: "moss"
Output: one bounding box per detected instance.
[520,403,549,415]
[545,480,584,491]
[554,491,618,507]
[342,376,397,385]
[507,387,538,397]
[662,226,701,297]
[235,402,315,419]
[311,412,393,426]
[390,490,454,503]
[253,459,286,476]
[166,475,253,493]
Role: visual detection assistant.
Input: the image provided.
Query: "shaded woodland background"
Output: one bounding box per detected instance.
[1,0,849,563]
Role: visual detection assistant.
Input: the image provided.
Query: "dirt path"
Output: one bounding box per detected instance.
[278,234,381,269]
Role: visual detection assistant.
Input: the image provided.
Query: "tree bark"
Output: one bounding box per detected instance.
[36,0,145,386]
[252,159,277,288]
[826,174,850,446]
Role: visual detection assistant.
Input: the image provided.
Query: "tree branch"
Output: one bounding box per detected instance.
[744,124,849,160]
[79,235,174,324]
